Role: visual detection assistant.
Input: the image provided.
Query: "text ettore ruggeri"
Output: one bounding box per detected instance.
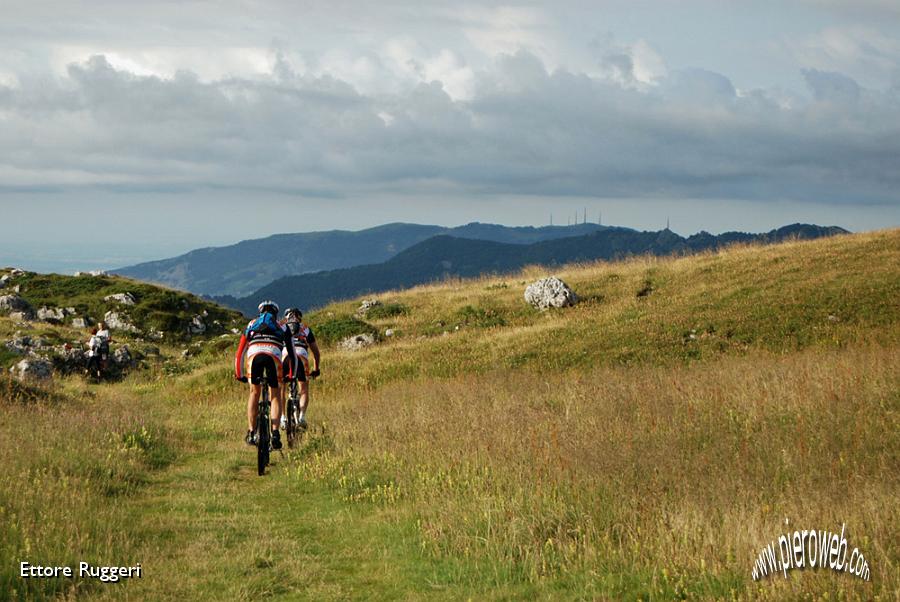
[20,561,142,583]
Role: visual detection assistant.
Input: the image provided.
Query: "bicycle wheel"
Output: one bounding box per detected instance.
[257,384,270,476]
[286,382,298,448]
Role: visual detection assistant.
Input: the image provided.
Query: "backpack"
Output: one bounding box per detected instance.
[247,313,282,338]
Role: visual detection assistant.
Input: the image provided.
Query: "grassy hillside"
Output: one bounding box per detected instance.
[302,227,896,390]
[1,270,243,345]
[230,223,848,314]
[1,229,897,601]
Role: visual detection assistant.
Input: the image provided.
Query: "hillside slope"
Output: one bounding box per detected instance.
[228,223,848,315]
[301,227,895,387]
[115,222,611,297]
[0,269,244,373]
[2,229,897,600]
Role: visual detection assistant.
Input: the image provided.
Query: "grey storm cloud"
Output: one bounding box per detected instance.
[1,50,899,203]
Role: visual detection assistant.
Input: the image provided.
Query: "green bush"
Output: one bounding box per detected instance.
[365,303,410,320]
[311,316,378,345]
[455,304,507,328]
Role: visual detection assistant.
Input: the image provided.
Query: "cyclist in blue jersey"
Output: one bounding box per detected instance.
[235,300,297,450]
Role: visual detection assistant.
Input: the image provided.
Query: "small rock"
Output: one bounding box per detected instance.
[384,328,394,337]
[71,317,92,329]
[188,316,207,335]
[52,346,87,373]
[339,333,376,351]
[357,299,381,315]
[149,329,165,340]
[827,314,840,322]
[9,268,25,276]
[5,335,34,355]
[37,306,67,323]
[104,292,136,305]
[8,311,32,322]
[104,311,140,333]
[65,307,76,314]
[9,358,52,381]
[0,294,33,317]
[112,345,134,367]
[524,277,578,310]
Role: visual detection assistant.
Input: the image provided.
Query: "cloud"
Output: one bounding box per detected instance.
[802,68,861,102]
[786,26,900,89]
[1,1,900,208]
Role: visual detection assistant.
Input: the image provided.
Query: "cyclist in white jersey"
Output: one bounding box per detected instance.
[281,307,321,430]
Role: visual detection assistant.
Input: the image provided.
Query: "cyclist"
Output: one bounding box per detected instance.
[281,307,321,430]
[234,300,297,450]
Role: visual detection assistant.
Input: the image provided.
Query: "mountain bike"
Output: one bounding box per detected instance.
[285,379,303,449]
[256,382,272,476]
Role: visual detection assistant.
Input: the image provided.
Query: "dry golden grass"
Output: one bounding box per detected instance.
[301,342,899,598]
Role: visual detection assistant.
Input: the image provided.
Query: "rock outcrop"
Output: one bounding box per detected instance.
[0,294,33,318]
[5,334,47,355]
[104,292,136,305]
[71,317,92,329]
[524,277,578,310]
[188,316,206,335]
[9,358,53,381]
[104,311,140,333]
[112,345,135,368]
[37,306,68,323]
[357,299,381,315]
[339,333,376,351]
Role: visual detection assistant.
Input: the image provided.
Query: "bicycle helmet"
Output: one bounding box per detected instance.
[257,300,279,315]
[284,307,303,321]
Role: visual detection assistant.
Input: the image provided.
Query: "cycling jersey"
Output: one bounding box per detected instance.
[235,317,297,382]
[281,323,315,381]
[290,323,316,350]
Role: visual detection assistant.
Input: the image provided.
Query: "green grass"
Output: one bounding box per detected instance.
[363,302,410,320]
[309,316,378,345]
[5,270,243,342]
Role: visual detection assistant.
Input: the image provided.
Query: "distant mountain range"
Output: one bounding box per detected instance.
[114,222,613,297]
[214,223,849,316]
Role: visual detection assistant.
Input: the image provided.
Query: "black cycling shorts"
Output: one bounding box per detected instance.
[282,356,306,382]
[250,354,281,388]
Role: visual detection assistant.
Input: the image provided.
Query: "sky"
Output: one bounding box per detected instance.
[1,0,899,273]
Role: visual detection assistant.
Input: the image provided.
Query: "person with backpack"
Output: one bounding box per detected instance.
[234,300,297,449]
[85,327,103,379]
[95,320,111,372]
[281,307,321,431]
